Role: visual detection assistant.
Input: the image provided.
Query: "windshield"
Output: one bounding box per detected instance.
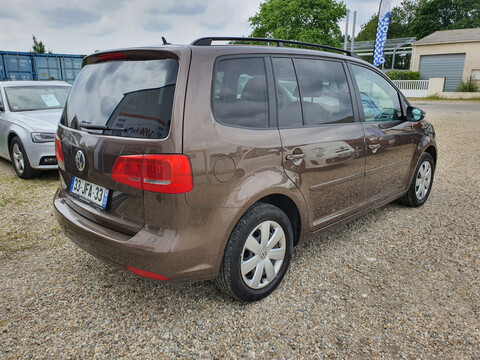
[5,86,71,112]
[62,58,179,139]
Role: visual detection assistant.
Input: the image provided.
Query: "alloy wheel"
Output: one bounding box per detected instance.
[12,143,25,175]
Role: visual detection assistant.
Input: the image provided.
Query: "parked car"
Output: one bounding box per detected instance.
[0,81,71,178]
[53,38,436,302]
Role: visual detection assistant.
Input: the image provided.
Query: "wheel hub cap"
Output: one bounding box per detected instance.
[240,220,286,290]
[415,160,432,200]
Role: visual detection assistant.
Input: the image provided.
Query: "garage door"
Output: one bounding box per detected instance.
[419,53,466,92]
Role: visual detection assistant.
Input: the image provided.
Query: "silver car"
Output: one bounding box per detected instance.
[0,81,71,178]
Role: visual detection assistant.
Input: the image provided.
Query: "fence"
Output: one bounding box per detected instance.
[392,79,429,97]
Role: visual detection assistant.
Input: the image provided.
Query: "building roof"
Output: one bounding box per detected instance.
[414,28,480,46]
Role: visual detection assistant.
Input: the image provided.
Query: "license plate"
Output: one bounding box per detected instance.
[70,176,109,209]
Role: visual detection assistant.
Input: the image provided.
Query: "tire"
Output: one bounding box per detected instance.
[398,152,434,207]
[9,137,38,179]
[215,203,294,302]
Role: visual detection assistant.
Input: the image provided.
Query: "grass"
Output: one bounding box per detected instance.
[0,159,62,258]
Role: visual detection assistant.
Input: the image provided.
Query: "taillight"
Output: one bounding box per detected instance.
[97,52,127,62]
[110,155,143,190]
[55,134,64,162]
[111,154,193,194]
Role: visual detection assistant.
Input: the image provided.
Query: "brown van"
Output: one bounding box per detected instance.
[53,37,437,302]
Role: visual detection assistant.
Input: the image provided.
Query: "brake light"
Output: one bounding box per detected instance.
[97,52,128,62]
[111,154,193,194]
[126,265,169,281]
[55,134,63,162]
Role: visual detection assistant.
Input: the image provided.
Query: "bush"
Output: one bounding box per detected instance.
[456,80,478,92]
[385,70,420,80]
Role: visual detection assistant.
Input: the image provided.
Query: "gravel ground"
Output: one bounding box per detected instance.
[1,100,479,359]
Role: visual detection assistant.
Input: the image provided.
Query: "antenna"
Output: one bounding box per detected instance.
[162,37,170,45]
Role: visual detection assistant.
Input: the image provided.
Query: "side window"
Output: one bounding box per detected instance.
[272,58,302,128]
[350,64,402,122]
[294,59,354,126]
[212,57,269,128]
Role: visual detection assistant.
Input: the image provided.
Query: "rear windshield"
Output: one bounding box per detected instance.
[5,86,70,112]
[62,59,178,139]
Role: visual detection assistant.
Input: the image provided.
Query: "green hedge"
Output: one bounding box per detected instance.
[385,70,420,80]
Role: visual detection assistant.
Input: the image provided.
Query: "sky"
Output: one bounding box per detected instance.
[0,0,403,55]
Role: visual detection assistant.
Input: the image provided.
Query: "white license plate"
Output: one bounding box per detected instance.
[70,176,109,209]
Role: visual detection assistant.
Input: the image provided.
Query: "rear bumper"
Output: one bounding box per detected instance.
[54,189,235,282]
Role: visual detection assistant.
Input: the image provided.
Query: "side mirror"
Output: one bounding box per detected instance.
[0,104,4,112]
[407,106,425,122]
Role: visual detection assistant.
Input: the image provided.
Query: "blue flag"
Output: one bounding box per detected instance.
[373,0,391,66]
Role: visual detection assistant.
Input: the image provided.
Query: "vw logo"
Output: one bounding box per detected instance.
[75,150,86,171]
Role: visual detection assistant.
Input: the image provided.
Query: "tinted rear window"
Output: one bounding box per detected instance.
[62,59,178,139]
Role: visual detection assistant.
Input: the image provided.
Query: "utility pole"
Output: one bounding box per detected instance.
[344,9,350,50]
[351,11,357,52]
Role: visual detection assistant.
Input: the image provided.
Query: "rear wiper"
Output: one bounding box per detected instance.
[80,122,127,132]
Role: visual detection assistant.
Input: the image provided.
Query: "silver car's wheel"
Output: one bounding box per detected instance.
[241,220,286,290]
[215,203,293,302]
[415,161,432,201]
[9,137,38,179]
[12,142,25,175]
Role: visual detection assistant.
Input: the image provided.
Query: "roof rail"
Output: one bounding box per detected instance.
[191,37,362,59]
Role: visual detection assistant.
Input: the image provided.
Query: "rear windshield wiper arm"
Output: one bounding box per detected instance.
[80,122,127,131]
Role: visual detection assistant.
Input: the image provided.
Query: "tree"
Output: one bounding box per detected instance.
[410,0,480,39]
[32,35,47,53]
[248,0,347,48]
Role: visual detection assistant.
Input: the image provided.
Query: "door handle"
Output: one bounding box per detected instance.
[286,153,306,161]
[368,144,381,153]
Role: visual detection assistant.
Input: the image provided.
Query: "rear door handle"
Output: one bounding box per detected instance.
[368,144,381,153]
[286,153,306,161]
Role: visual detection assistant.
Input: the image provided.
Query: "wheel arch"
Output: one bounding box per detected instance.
[257,193,302,246]
[7,131,19,155]
[424,145,437,167]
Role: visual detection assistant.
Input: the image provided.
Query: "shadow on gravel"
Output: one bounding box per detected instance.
[62,201,402,309]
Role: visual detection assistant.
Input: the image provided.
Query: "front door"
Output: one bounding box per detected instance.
[349,64,414,201]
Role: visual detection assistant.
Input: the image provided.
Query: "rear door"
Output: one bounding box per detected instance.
[57,51,186,235]
[274,56,366,231]
[348,63,414,201]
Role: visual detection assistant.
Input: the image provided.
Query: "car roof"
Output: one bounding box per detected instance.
[85,38,372,67]
[0,80,71,87]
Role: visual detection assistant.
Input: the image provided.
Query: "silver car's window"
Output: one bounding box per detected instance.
[350,64,402,122]
[63,59,178,139]
[4,86,70,112]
